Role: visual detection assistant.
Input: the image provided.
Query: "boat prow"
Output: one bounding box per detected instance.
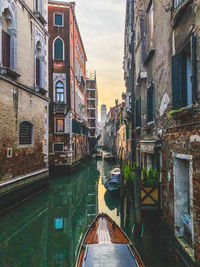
[76,213,145,267]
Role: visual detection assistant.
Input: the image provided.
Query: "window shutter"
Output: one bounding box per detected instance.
[139,97,141,126]
[147,84,154,122]
[2,31,10,68]
[192,33,197,103]
[172,54,182,109]
[172,54,188,109]
[136,97,141,127]
[54,38,63,60]
[36,58,40,86]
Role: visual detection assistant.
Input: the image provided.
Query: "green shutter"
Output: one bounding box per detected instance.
[172,54,187,109]
[192,33,197,103]
[172,54,182,109]
[147,84,154,122]
[54,38,63,60]
[136,97,141,127]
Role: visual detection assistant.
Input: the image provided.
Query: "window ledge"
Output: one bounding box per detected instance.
[169,105,198,119]
[35,86,48,95]
[144,48,155,65]
[34,11,47,25]
[0,67,20,80]
[147,121,155,126]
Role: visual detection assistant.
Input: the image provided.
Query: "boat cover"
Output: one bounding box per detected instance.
[82,244,139,267]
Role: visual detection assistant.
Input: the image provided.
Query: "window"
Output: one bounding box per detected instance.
[147,1,154,50]
[56,119,65,133]
[136,97,141,127]
[19,121,33,145]
[56,81,64,102]
[54,218,64,230]
[35,41,44,88]
[2,31,10,68]
[54,143,64,152]
[35,0,43,14]
[54,14,63,27]
[54,38,64,60]
[147,83,154,123]
[172,35,197,109]
[36,58,40,86]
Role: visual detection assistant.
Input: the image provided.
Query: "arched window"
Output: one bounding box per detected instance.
[54,37,64,60]
[2,8,12,68]
[19,121,33,145]
[56,81,64,102]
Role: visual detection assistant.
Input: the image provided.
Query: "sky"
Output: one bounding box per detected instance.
[75,0,126,113]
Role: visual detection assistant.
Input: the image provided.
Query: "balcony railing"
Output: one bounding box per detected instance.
[173,0,188,9]
[53,102,67,114]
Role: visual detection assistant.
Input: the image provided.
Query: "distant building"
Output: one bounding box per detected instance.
[101,104,107,126]
[86,72,98,154]
[48,1,88,174]
[0,0,49,204]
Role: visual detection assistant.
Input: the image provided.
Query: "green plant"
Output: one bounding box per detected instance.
[141,167,148,181]
[132,161,139,171]
[123,164,134,181]
[168,107,187,118]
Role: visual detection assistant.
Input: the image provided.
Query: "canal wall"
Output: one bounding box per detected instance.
[0,169,49,214]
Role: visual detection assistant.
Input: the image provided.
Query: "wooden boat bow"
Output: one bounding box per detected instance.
[76,213,145,267]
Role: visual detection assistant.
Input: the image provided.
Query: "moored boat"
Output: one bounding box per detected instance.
[104,174,120,191]
[104,153,116,162]
[110,167,121,177]
[95,151,103,159]
[76,213,145,267]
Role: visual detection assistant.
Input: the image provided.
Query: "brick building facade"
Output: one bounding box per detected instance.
[0,0,49,202]
[48,1,88,174]
[129,0,200,264]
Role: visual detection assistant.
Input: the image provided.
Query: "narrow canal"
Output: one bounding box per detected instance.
[0,158,186,267]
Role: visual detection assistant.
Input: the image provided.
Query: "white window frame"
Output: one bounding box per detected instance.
[53,142,64,153]
[54,118,65,134]
[54,13,64,27]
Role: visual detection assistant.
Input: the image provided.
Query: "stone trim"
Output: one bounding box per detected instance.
[0,74,50,102]
[0,168,49,195]
[17,0,49,36]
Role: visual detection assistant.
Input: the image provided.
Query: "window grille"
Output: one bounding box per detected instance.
[19,121,33,145]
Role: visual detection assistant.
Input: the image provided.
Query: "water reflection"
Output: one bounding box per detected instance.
[0,159,186,267]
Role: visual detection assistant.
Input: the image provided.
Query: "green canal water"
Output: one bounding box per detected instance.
[0,159,186,267]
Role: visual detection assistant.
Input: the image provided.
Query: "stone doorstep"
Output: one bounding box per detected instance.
[0,168,49,194]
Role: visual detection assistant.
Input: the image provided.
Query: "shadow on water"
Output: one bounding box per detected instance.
[0,158,186,267]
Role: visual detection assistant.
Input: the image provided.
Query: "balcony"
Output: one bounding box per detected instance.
[172,0,192,26]
[53,102,68,114]
[87,106,96,110]
[173,0,188,8]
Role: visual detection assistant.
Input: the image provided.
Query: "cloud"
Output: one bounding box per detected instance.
[75,0,126,111]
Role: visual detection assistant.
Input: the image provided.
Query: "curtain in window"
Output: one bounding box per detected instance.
[2,31,10,68]
[54,38,64,60]
[36,58,41,86]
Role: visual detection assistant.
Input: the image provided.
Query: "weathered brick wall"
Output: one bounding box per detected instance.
[162,109,200,263]
[0,80,47,182]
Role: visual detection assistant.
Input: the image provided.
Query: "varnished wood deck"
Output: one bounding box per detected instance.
[76,213,145,267]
